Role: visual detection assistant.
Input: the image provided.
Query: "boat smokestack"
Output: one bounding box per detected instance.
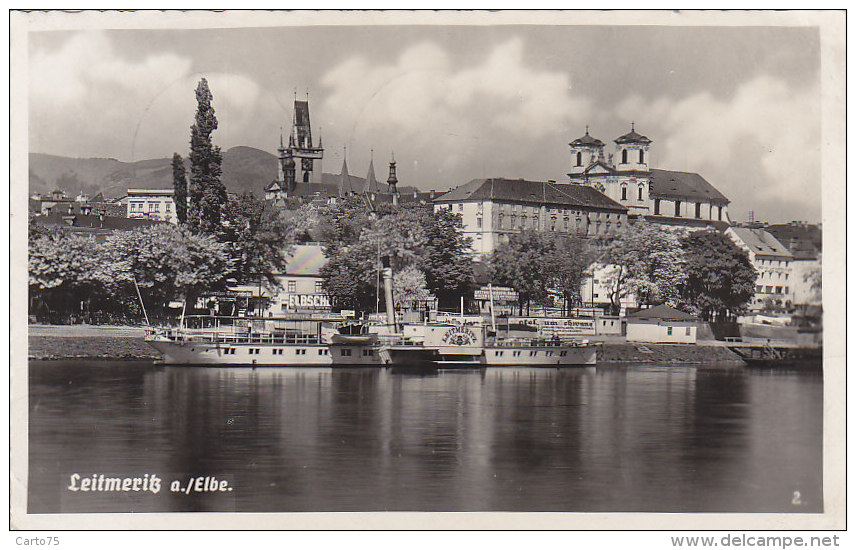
[382,256,397,332]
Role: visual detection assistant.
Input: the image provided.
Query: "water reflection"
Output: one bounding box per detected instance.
[28,362,822,513]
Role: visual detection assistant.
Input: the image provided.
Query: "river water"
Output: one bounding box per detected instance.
[28,361,822,514]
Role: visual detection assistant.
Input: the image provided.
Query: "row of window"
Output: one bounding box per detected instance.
[620,185,645,202]
[759,271,789,281]
[129,202,172,213]
[758,259,789,268]
[284,281,325,293]
[665,327,693,336]
[652,199,724,221]
[755,285,790,295]
[493,350,569,357]
[575,149,645,167]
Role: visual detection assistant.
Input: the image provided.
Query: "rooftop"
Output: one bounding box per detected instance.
[614,125,652,145]
[727,227,794,260]
[649,169,729,203]
[285,244,328,276]
[627,304,695,321]
[434,178,627,212]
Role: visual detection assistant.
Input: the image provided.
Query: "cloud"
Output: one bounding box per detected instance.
[617,76,821,222]
[319,38,590,182]
[29,32,281,161]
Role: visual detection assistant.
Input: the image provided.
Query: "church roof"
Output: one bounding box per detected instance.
[614,126,652,145]
[649,169,729,203]
[434,178,627,211]
[570,130,605,147]
[364,159,381,194]
[338,158,355,197]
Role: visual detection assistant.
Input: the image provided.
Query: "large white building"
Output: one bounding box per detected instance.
[725,226,794,310]
[568,125,731,229]
[433,177,628,256]
[125,189,177,224]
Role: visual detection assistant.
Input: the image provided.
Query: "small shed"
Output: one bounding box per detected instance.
[626,305,698,344]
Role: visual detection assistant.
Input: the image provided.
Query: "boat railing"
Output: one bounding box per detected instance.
[169,330,323,346]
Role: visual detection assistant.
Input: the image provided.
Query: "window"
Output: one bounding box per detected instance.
[674,200,681,217]
[686,327,691,336]
[639,149,645,164]
[166,203,171,212]
[775,286,782,294]
[287,280,296,293]
[477,201,483,211]
[756,285,763,293]
[498,214,504,229]
[476,217,482,229]
[638,185,644,201]
[621,185,627,201]
[621,149,628,164]
[718,206,723,221]
[576,151,582,166]
[784,286,789,294]
[695,202,702,218]
[315,281,323,293]
[341,349,352,357]
[667,326,673,336]
[765,285,773,293]
[654,199,660,215]
[457,203,463,211]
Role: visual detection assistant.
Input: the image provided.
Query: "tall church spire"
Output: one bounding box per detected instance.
[365,149,380,194]
[339,146,353,197]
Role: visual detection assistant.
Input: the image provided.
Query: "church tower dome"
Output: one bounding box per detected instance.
[569,126,605,176]
[614,122,652,172]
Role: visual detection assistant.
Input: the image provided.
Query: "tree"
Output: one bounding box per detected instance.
[104,224,231,317]
[319,203,473,315]
[489,230,556,314]
[29,233,124,321]
[600,220,687,314]
[187,78,226,234]
[546,233,594,314]
[218,194,293,286]
[680,230,756,322]
[393,265,432,311]
[172,153,188,224]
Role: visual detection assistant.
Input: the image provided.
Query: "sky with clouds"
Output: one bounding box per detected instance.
[28,22,821,223]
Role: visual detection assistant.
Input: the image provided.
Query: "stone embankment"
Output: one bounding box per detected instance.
[26,324,744,364]
[27,325,159,360]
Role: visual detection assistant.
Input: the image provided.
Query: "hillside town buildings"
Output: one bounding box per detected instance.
[124,188,178,224]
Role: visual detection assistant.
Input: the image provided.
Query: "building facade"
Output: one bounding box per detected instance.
[765,222,822,307]
[268,245,332,316]
[433,178,628,256]
[568,125,731,229]
[125,189,177,224]
[725,226,794,310]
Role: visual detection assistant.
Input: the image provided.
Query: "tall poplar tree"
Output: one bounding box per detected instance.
[171,153,188,224]
[187,78,226,234]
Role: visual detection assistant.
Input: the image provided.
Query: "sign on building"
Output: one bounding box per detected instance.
[473,286,519,302]
[287,294,331,309]
[509,317,596,336]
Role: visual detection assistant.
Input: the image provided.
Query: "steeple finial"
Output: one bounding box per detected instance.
[585,125,589,135]
[293,88,297,101]
[631,121,635,131]
[279,126,284,148]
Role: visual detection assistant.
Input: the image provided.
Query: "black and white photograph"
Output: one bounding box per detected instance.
[9,9,845,532]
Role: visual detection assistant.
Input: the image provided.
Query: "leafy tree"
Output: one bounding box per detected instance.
[546,233,594,314]
[104,224,231,317]
[171,153,188,224]
[29,233,123,321]
[218,193,293,286]
[393,265,432,311]
[187,78,226,235]
[680,230,756,322]
[319,203,473,314]
[600,220,687,314]
[488,230,556,314]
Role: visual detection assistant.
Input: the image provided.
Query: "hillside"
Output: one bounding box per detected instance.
[29,146,280,199]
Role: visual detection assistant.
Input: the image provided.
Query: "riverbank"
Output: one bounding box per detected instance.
[27,324,744,363]
[27,324,159,360]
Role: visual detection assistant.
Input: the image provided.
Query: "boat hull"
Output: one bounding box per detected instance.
[482,344,596,366]
[147,339,383,367]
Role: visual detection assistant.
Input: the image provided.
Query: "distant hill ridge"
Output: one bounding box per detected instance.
[29,146,418,200]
